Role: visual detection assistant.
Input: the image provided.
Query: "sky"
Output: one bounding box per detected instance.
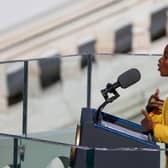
[0,0,73,32]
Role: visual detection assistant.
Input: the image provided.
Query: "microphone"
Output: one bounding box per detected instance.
[103,68,141,95]
[96,68,141,123]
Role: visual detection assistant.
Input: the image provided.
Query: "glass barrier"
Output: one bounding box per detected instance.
[21,138,71,168]
[0,133,165,168]
[0,53,166,136]
[0,53,167,168]
[0,62,23,135]
[27,55,86,134]
[0,136,13,167]
[0,134,72,168]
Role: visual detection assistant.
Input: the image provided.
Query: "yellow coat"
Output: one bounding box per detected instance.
[149,98,168,143]
[149,98,168,168]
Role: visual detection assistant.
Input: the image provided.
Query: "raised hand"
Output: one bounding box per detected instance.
[146,88,164,113]
[141,109,153,132]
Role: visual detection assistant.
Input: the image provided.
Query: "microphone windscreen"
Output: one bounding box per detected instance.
[117,68,141,88]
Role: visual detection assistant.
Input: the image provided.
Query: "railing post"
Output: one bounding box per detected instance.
[13,138,18,168]
[87,54,92,108]
[22,61,29,136]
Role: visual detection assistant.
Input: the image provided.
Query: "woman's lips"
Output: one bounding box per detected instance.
[158,64,160,71]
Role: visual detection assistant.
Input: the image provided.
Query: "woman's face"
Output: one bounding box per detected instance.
[158,46,168,76]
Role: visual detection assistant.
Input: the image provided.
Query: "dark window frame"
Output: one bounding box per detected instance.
[114,24,133,53]
[150,7,168,41]
[38,56,62,89]
[78,39,96,69]
[7,68,24,106]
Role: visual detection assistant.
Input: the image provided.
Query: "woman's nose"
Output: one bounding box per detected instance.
[158,58,161,63]
[158,57,162,63]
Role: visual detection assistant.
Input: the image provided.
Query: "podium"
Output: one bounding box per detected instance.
[71,108,160,168]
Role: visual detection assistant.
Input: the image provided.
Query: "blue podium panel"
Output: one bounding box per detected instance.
[71,108,160,168]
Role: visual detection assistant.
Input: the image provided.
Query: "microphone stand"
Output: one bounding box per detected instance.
[95,88,120,123]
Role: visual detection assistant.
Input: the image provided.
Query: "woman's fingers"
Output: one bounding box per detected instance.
[149,88,162,102]
[149,101,163,106]
[141,109,153,131]
[141,109,150,120]
[154,88,160,98]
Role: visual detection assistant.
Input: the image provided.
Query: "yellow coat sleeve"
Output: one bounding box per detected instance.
[153,124,168,144]
[149,112,162,124]
[152,98,168,144]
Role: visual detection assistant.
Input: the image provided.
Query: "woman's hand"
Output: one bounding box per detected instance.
[141,109,153,132]
[146,89,164,113]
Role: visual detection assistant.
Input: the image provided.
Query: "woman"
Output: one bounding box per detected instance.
[141,44,168,168]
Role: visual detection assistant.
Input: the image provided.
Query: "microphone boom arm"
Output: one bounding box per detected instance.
[95,68,141,123]
[96,88,120,123]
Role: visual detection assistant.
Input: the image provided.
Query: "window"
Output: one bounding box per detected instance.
[114,24,133,53]
[150,7,167,41]
[38,56,61,89]
[7,68,24,105]
[78,40,96,69]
